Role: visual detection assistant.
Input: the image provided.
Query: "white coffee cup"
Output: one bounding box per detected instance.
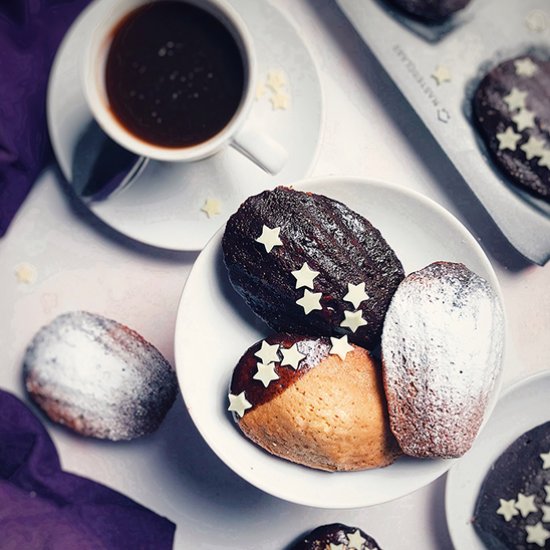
[83,0,287,174]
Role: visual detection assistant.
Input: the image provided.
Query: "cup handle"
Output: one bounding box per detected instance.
[231,124,288,175]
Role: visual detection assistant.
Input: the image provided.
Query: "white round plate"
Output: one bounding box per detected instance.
[174,177,503,509]
[47,0,322,250]
[446,371,550,549]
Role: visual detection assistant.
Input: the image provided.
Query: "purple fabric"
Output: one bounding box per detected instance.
[0,0,91,237]
[0,389,176,549]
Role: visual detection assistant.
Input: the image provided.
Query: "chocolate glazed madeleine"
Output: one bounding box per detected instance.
[385,0,471,23]
[222,187,405,350]
[290,523,383,550]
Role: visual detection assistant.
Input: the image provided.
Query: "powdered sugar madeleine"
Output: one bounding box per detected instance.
[381,262,505,459]
[228,333,400,472]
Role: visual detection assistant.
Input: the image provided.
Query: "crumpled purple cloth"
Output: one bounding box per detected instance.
[0,389,176,549]
[0,0,91,237]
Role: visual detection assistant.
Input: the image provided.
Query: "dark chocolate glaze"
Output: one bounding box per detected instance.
[230,333,332,412]
[222,187,405,350]
[289,523,382,550]
[473,54,550,204]
[384,0,471,22]
[473,421,550,549]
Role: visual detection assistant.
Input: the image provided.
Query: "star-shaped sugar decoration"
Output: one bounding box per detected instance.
[266,69,286,92]
[255,81,267,101]
[515,492,537,517]
[540,451,550,469]
[347,528,368,549]
[14,263,37,285]
[504,87,528,111]
[253,362,279,387]
[545,485,550,503]
[521,136,546,159]
[431,64,452,85]
[340,310,367,333]
[254,340,281,364]
[515,58,539,78]
[539,150,550,169]
[256,225,282,253]
[329,544,344,550]
[542,505,550,523]
[343,282,370,309]
[525,522,550,547]
[270,91,290,111]
[496,127,521,151]
[496,498,519,522]
[329,335,354,361]
[280,343,305,370]
[201,197,221,218]
[296,289,322,315]
[228,391,252,418]
[512,108,536,131]
[291,262,319,289]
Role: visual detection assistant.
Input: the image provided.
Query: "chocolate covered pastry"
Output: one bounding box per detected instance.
[473,54,550,204]
[228,333,400,472]
[222,187,404,351]
[385,0,471,22]
[290,523,383,550]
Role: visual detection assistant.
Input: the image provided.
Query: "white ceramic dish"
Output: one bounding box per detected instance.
[47,0,322,250]
[446,370,550,549]
[174,177,503,508]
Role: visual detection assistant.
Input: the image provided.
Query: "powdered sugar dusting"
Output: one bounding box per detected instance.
[382,262,505,458]
[24,311,177,440]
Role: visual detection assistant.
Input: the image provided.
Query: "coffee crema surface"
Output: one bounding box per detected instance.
[105,1,245,148]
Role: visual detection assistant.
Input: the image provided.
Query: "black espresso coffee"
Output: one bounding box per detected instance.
[105,1,245,148]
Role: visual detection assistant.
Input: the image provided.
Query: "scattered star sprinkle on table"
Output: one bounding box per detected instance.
[254,341,281,364]
[227,391,252,418]
[515,58,539,78]
[270,91,290,111]
[266,69,286,91]
[496,498,519,522]
[496,127,521,151]
[200,197,221,218]
[255,81,267,101]
[255,225,282,253]
[525,9,548,33]
[503,88,528,111]
[521,136,546,160]
[512,109,535,132]
[431,65,452,85]
[296,289,322,314]
[253,362,279,388]
[329,335,354,361]
[280,343,305,370]
[14,263,37,284]
[340,310,367,333]
[291,262,319,289]
[343,282,369,309]
[347,529,367,549]
[515,493,537,517]
[525,522,550,547]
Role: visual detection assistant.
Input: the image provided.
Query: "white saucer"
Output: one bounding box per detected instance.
[174,177,503,509]
[445,371,550,549]
[47,0,323,250]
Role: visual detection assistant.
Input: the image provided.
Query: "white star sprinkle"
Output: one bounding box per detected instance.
[343,282,370,309]
[340,310,367,333]
[329,335,354,361]
[512,109,536,131]
[296,289,322,315]
[503,87,528,111]
[254,341,280,364]
[253,362,279,387]
[228,391,252,418]
[270,91,290,111]
[14,263,37,284]
[329,544,344,550]
[496,498,519,522]
[515,58,539,77]
[280,343,305,370]
[521,136,546,159]
[496,127,521,151]
[545,485,550,503]
[539,150,550,169]
[542,505,550,522]
[255,81,267,101]
[431,64,452,85]
[256,225,282,253]
[515,493,537,517]
[347,529,368,549]
[266,69,286,92]
[540,451,550,469]
[526,522,550,547]
[201,197,221,218]
[291,262,319,289]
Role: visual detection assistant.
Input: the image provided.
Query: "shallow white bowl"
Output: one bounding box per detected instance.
[174,176,503,508]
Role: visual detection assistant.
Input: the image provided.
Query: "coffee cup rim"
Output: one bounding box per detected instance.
[82,0,257,162]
